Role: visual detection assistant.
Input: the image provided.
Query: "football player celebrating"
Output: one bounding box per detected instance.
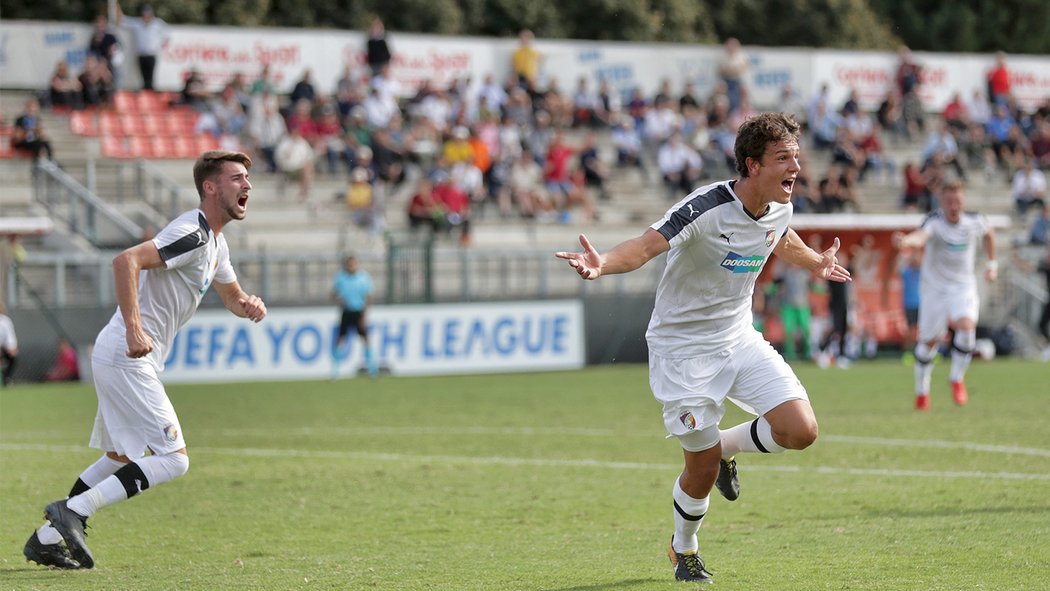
[556,112,850,583]
[24,151,267,569]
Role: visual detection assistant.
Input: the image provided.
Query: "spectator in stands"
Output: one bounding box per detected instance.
[572,77,601,128]
[505,149,554,220]
[117,3,169,91]
[895,45,925,138]
[597,79,622,127]
[1031,118,1050,171]
[46,338,80,382]
[371,126,406,186]
[209,84,247,140]
[511,29,541,89]
[49,61,82,110]
[777,84,807,127]
[987,51,1012,107]
[433,170,472,245]
[657,131,703,198]
[175,68,209,111]
[344,166,380,234]
[250,64,278,97]
[942,92,969,132]
[407,177,443,233]
[246,99,287,173]
[275,124,315,202]
[679,82,700,112]
[289,68,316,107]
[87,15,123,90]
[816,165,858,213]
[986,102,1018,166]
[314,105,347,175]
[643,96,680,154]
[1028,202,1049,246]
[626,87,648,129]
[830,126,863,176]
[717,37,748,114]
[542,78,573,129]
[0,301,16,387]
[79,54,114,108]
[610,117,643,172]
[876,90,906,143]
[857,124,894,182]
[13,97,54,161]
[922,123,967,180]
[579,132,610,202]
[366,18,392,77]
[808,101,840,150]
[1011,157,1047,220]
[901,162,931,212]
[545,130,594,223]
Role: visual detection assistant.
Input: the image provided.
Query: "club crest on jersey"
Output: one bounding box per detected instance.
[163,423,179,443]
[678,411,696,431]
[765,229,776,247]
[720,251,765,273]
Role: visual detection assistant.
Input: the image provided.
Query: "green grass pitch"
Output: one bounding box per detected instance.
[1,359,1048,590]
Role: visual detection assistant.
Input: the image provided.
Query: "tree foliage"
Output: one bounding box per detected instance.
[4,0,1048,54]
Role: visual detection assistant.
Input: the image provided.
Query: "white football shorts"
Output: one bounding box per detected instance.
[917,284,978,343]
[88,331,186,458]
[649,329,808,442]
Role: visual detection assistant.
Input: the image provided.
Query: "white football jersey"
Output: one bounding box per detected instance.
[919,210,988,291]
[646,180,791,357]
[102,209,236,370]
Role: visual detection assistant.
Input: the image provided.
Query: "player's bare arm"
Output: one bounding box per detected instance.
[892,228,929,250]
[773,229,851,282]
[112,240,165,358]
[982,230,998,282]
[215,281,267,323]
[555,230,669,280]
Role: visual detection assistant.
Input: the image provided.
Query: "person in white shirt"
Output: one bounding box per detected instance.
[24,151,267,570]
[0,302,17,387]
[1011,158,1047,220]
[116,3,170,91]
[657,132,703,197]
[556,113,850,583]
[893,180,997,410]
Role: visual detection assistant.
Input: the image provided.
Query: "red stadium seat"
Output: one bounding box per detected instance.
[120,113,145,137]
[136,91,165,112]
[194,134,221,153]
[127,136,152,158]
[150,137,175,159]
[101,135,131,159]
[172,135,196,159]
[98,112,122,137]
[69,111,100,136]
[141,113,164,137]
[113,91,137,113]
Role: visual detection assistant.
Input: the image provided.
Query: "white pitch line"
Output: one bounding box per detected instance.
[3,443,1049,481]
[4,429,1050,457]
[820,435,1050,458]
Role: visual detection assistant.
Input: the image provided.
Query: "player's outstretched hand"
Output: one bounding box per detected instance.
[239,294,267,322]
[816,237,852,282]
[555,234,602,280]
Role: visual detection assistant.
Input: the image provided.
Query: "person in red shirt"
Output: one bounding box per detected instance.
[987,51,1011,107]
[433,171,472,245]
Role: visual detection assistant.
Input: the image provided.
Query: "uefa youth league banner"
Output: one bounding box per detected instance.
[159,300,585,383]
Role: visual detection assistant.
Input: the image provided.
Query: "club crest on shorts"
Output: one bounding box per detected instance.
[163,423,179,443]
[765,229,775,247]
[678,411,696,431]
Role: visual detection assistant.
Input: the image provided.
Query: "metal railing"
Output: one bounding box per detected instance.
[32,160,143,249]
[3,246,665,310]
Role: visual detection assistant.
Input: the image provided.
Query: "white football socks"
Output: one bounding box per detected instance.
[719,417,786,459]
[671,476,709,554]
[38,455,126,544]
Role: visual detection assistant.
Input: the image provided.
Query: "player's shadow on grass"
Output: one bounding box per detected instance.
[543,578,663,591]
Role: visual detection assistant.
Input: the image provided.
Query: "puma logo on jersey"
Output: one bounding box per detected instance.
[687,204,699,217]
[719,233,733,244]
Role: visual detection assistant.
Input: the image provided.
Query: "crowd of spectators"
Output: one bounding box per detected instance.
[17,20,1050,240]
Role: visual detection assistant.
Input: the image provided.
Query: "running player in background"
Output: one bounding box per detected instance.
[556,113,850,583]
[23,151,267,569]
[893,180,997,410]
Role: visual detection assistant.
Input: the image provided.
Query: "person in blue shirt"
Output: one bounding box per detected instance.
[898,248,922,363]
[331,255,378,377]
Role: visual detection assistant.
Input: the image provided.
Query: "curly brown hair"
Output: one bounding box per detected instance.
[193,151,252,200]
[734,113,801,178]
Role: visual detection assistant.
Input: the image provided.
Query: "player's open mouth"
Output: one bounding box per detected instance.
[237,194,249,208]
[781,178,795,192]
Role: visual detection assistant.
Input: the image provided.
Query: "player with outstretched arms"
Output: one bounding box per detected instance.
[893,180,996,410]
[23,151,267,569]
[556,113,850,583]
